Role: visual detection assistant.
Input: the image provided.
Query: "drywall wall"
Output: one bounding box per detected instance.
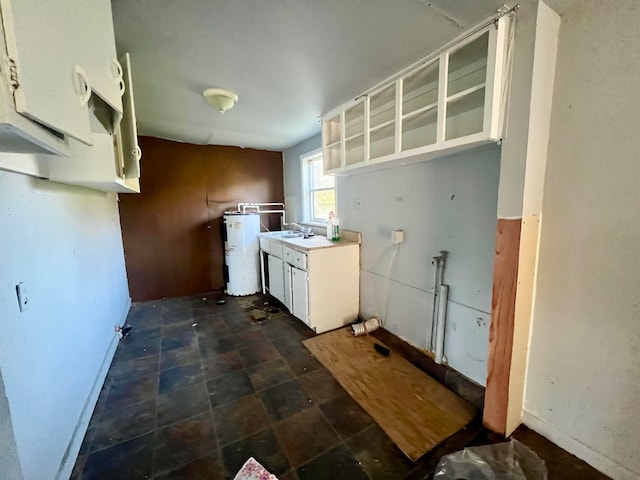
[283,134,322,223]
[0,370,22,479]
[338,145,500,385]
[118,137,284,301]
[0,167,131,480]
[524,1,640,478]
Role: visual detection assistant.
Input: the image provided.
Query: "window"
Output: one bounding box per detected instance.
[301,149,336,223]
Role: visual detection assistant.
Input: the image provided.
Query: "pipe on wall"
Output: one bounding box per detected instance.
[434,284,449,364]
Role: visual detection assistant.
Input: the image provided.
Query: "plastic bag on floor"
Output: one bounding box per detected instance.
[434,439,547,480]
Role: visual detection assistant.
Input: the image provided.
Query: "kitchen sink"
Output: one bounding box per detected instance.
[281,233,304,238]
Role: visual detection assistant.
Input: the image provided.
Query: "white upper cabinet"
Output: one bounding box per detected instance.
[0,0,122,152]
[48,53,141,194]
[323,14,512,175]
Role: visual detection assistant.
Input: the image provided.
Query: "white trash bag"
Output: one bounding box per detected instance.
[434,439,547,480]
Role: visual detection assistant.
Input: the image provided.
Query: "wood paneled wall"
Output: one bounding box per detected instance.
[118,137,284,301]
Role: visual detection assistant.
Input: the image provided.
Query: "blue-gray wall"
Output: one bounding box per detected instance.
[0,167,130,479]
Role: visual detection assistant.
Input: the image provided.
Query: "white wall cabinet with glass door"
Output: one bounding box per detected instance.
[0,0,124,156]
[322,14,512,175]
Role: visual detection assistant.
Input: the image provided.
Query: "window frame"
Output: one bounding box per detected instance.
[300,148,336,225]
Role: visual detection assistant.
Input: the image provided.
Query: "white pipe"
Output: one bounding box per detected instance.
[434,285,449,364]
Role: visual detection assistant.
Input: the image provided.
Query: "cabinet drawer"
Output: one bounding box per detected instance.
[283,246,295,264]
[293,251,307,270]
[259,237,271,254]
[270,241,284,259]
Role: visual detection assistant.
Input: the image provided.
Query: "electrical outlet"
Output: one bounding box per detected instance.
[16,282,29,312]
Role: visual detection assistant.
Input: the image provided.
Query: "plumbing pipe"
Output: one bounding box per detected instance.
[434,284,449,364]
[428,251,448,352]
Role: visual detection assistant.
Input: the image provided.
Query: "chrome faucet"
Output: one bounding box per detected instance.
[289,223,313,236]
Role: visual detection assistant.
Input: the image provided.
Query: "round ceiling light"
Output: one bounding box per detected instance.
[203,88,238,113]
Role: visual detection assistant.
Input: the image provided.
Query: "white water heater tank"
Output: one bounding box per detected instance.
[223,212,261,296]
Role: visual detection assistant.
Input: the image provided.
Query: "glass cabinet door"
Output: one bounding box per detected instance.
[369,83,396,160]
[445,31,489,141]
[344,100,365,167]
[323,114,342,171]
[401,60,439,151]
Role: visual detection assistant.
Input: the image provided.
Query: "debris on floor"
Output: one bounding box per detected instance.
[434,439,547,480]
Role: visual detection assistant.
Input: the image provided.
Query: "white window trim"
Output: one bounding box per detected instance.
[300,148,336,226]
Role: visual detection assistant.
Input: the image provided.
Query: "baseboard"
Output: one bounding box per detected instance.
[522,409,639,480]
[55,296,131,480]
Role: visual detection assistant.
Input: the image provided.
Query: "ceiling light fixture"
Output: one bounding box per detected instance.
[203,88,238,113]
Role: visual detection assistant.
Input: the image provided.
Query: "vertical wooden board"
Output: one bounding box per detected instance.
[483,217,521,434]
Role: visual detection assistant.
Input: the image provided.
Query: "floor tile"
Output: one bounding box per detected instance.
[213,394,271,446]
[90,398,156,453]
[161,310,193,325]
[156,383,210,428]
[298,369,344,404]
[82,432,155,480]
[195,318,229,340]
[238,343,280,367]
[346,424,414,480]
[247,358,295,391]
[230,330,270,350]
[201,351,245,380]
[78,425,95,456]
[127,306,164,331]
[221,427,291,477]
[160,344,200,371]
[296,444,369,480]
[279,470,299,480]
[270,332,308,357]
[161,320,196,338]
[159,362,204,394]
[161,331,197,352]
[207,370,255,407]
[153,412,217,477]
[154,453,227,480]
[274,407,341,468]
[103,373,158,410]
[105,353,159,385]
[259,379,313,421]
[318,391,374,439]
[281,349,323,377]
[198,336,236,358]
[113,337,161,363]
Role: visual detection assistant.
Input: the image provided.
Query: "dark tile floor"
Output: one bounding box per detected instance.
[72,292,611,480]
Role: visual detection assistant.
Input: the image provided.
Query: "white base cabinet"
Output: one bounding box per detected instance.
[261,235,360,333]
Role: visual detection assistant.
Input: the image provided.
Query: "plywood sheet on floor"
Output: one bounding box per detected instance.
[303,328,476,461]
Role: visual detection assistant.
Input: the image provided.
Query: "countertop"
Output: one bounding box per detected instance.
[259,231,360,251]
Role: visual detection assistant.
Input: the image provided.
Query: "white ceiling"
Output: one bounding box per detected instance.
[112,0,516,151]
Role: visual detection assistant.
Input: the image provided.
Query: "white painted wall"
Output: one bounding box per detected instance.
[337,146,500,385]
[283,134,322,224]
[0,167,131,480]
[524,1,640,478]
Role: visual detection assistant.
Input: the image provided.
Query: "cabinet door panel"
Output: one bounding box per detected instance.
[268,255,285,304]
[78,0,122,111]
[119,53,141,178]
[291,267,308,324]
[0,0,92,143]
[284,263,292,312]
